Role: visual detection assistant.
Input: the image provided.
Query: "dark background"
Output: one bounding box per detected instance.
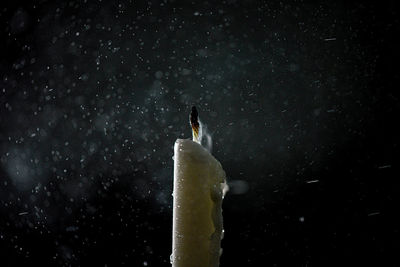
[1,0,399,266]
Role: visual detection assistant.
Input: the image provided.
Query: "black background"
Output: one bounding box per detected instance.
[1,0,399,266]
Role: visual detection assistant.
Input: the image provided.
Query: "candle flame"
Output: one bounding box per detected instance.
[189,106,213,152]
[190,106,200,144]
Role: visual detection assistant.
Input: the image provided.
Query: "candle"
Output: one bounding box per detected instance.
[171,107,227,267]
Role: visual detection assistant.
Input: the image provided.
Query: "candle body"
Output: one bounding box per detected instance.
[172,139,227,267]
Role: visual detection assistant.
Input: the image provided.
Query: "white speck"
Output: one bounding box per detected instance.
[324,38,336,41]
[306,179,319,184]
[378,165,391,169]
[143,261,148,266]
[194,11,200,16]
[181,68,191,75]
[66,226,79,232]
[228,180,249,195]
[299,216,305,222]
[155,71,163,79]
[18,211,28,216]
[368,212,380,216]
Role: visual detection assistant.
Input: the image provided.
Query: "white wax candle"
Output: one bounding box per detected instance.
[171,138,227,267]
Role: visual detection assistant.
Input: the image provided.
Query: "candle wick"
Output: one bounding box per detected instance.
[190,106,200,144]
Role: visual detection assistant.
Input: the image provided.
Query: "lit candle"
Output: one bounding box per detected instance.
[171,107,228,267]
